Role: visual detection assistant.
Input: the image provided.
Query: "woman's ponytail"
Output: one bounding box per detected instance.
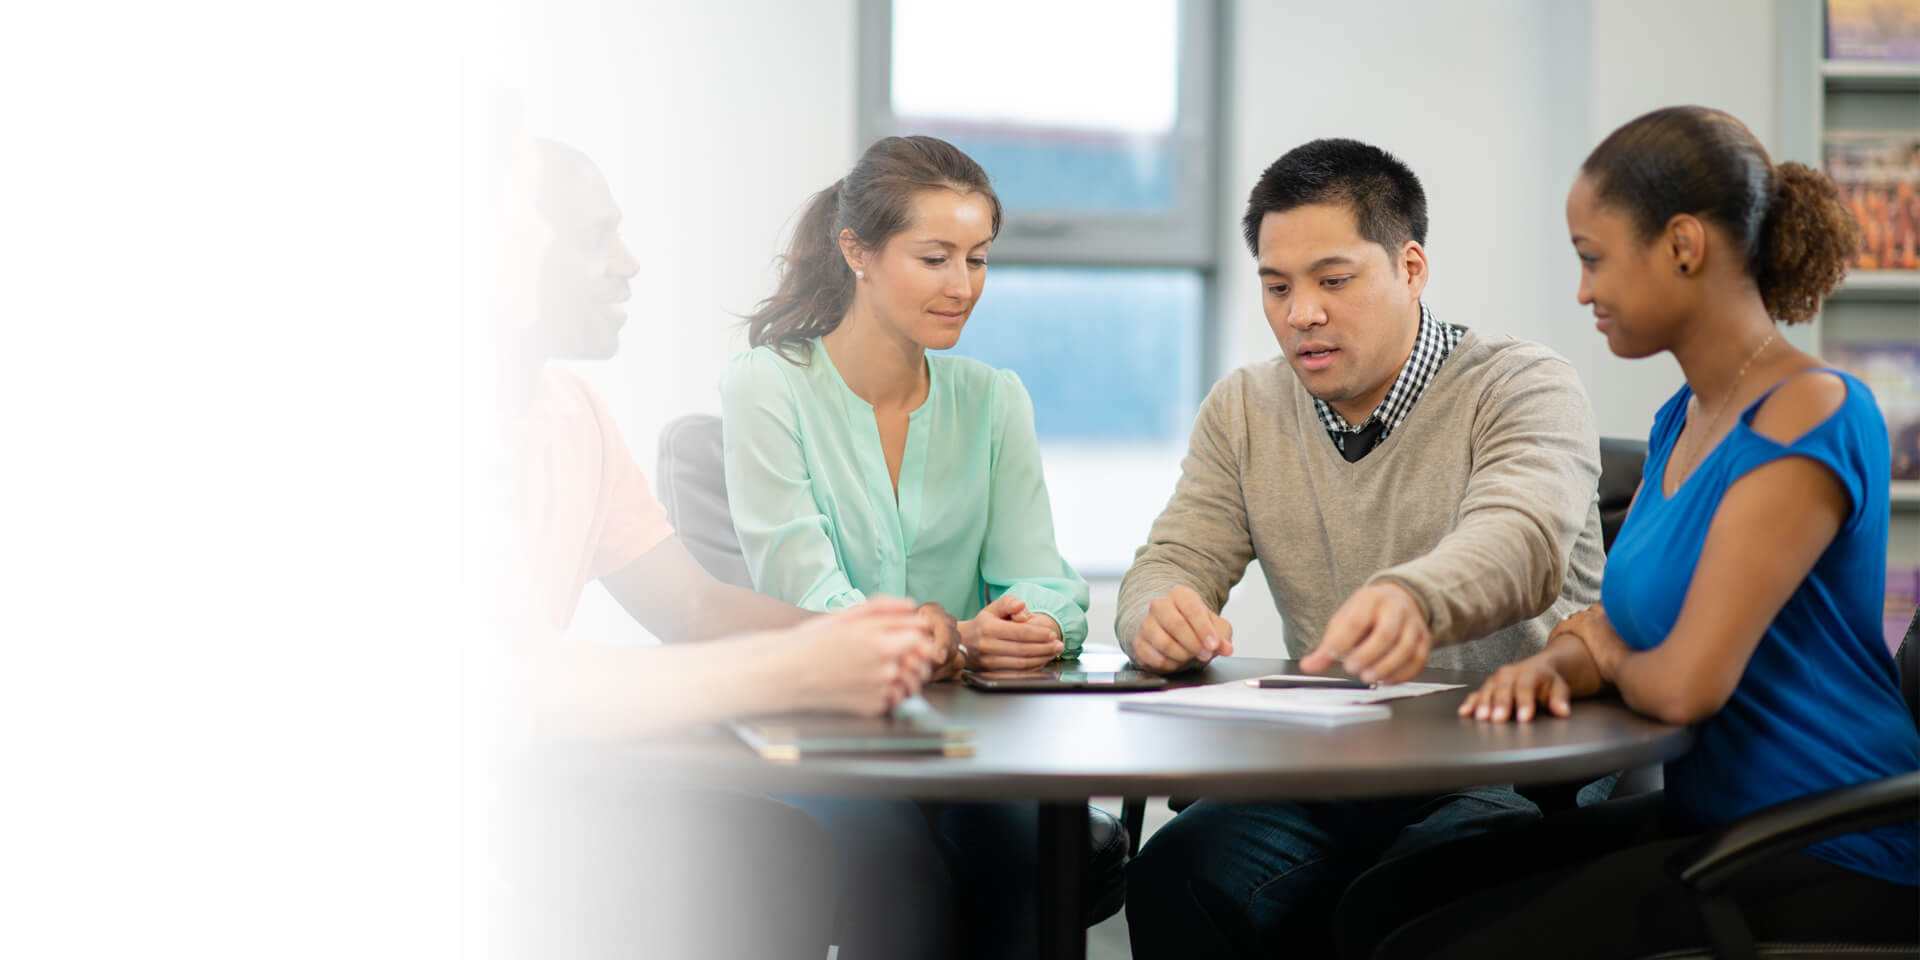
[1755,161,1860,325]
[746,179,856,358]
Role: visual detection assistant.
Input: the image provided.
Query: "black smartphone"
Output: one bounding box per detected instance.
[1255,677,1373,690]
[962,668,1169,692]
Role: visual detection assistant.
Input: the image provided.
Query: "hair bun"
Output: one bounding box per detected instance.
[1756,161,1858,324]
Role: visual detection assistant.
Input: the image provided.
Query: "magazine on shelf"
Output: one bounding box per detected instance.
[1823,342,1920,480]
[1822,133,1920,272]
[1826,0,1920,61]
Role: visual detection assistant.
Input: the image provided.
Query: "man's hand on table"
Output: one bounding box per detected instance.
[1300,582,1430,685]
[1128,585,1235,673]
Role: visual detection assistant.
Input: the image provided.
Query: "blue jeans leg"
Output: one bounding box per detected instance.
[1127,799,1353,960]
[1128,788,1542,960]
[1374,784,1544,862]
[936,801,1039,960]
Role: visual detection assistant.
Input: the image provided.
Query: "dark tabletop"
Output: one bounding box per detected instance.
[549,655,1694,802]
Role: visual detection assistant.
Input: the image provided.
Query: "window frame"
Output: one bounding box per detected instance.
[855,0,1221,268]
[855,0,1228,577]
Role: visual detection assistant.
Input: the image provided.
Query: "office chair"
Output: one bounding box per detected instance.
[655,414,754,589]
[1119,437,1654,855]
[653,413,1134,925]
[1645,608,1919,960]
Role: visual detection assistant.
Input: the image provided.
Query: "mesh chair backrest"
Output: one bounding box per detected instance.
[654,414,753,589]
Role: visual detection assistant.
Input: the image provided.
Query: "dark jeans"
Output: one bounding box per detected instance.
[785,797,1117,960]
[1338,792,1920,960]
[1126,785,1542,959]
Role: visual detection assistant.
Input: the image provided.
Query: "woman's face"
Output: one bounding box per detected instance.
[854,189,994,352]
[1565,173,1686,359]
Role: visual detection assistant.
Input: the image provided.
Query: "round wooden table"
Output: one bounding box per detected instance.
[548,655,1694,959]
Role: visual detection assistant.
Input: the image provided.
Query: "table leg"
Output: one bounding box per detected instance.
[1036,800,1086,960]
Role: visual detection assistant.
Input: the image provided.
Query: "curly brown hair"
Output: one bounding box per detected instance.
[1581,106,1859,325]
[1758,162,1860,324]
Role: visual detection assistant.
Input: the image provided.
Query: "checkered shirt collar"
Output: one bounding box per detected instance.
[1311,301,1459,441]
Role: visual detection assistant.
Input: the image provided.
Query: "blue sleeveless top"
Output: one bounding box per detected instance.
[1602,370,1919,886]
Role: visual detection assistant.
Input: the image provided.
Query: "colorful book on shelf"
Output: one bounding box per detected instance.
[1823,342,1920,480]
[1823,133,1920,272]
[1888,566,1920,654]
[1826,0,1920,61]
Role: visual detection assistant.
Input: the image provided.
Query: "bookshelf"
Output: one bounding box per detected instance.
[1895,480,1920,508]
[1819,59,1920,90]
[1839,270,1920,296]
[1779,2,1920,597]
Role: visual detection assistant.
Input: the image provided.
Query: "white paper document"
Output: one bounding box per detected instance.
[1118,676,1466,727]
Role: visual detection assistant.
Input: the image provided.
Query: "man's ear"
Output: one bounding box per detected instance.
[1400,240,1429,299]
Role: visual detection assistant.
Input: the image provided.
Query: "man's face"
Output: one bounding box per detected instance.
[1256,202,1426,424]
[535,157,638,361]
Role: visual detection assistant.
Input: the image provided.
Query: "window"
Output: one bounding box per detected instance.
[860,0,1221,574]
[957,267,1203,443]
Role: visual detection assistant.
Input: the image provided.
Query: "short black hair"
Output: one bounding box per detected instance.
[1240,138,1429,260]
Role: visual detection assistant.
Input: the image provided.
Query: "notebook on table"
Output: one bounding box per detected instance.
[1117,676,1464,728]
[731,697,973,761]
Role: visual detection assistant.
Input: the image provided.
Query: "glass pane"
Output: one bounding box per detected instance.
[948,266,1202,443]
[890,0,1181,214]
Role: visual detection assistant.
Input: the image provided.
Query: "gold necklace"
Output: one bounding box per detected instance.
[1672,329,1777,488]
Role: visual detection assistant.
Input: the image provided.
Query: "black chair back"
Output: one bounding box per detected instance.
[655,414,753,589]
[1598,436,1648,553]
[1900,607,1919,732]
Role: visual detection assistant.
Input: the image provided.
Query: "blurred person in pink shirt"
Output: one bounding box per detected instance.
[508,138,947,732]
[498,138,947,960]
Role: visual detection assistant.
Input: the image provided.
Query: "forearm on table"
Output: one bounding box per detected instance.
[1607,645,1726,726]
[684,582,814,638]
[1537,632,1608,698]
[531,633,801,736]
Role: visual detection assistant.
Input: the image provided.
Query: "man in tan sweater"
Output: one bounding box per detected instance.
[1120,139,1605,959]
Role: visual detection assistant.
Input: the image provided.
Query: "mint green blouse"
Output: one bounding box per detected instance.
[720,339,1090,655]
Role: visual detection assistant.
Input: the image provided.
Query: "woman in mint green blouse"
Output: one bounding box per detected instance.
[717,136,1117,960]
[723,137,1090,668]
[722,342,1088,657]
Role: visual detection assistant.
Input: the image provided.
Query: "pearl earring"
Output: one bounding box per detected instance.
[855,270,864,280]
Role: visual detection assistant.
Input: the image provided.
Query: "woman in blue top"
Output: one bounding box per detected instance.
[720,136,1119,960]
[1336,107,1919,959]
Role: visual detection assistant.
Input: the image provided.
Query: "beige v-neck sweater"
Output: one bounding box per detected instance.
[1117,329,1605,671]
